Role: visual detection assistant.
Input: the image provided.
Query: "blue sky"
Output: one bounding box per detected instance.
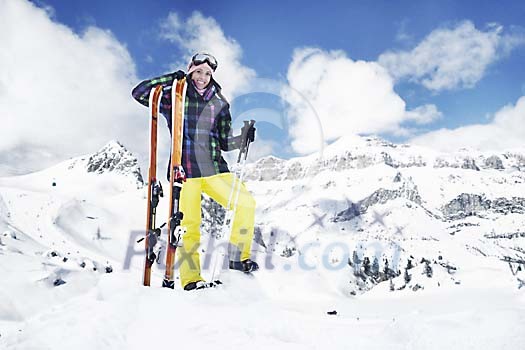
[1,0,525,174]
[43,0,525,122]
[44,0,525,131]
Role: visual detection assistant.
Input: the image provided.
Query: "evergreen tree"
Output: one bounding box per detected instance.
[352,250,362,276]
[363,257,371,276]
[424,260,433,278]
[407,259,413,270]
[404,268,412,284]
[383,258,390,281]
[352,250,362,265]
[372,256,380,278]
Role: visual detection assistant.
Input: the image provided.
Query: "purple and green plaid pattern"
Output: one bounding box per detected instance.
[132,73,241,178]
[132,73,175,114]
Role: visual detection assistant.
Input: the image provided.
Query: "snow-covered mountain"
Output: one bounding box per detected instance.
[1,136,524,349]
[0,140,143,195]
[240,135,525,294]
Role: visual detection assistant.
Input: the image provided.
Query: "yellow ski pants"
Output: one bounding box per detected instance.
[177,172,256,287]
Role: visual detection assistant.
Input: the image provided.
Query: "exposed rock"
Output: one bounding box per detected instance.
[505,153,525,171]
[85,141,144,186]
[484,155,504,170]
[365,136,397,148]
[434,157,480,171]
[243,156,285,181]
[242,135,514,182]
[461,158,480,171]
[333,180,422,222]
[200,195,226,238]
[381,152,395,168]
[442,193,525,220]
[393,172,402,183]
[442,194,489,219]
[433,158,450,169]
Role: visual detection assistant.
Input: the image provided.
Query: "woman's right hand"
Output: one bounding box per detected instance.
[172,70,186,80]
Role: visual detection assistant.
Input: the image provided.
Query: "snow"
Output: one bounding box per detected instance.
[1,266,524,349]
[1,138,525,349]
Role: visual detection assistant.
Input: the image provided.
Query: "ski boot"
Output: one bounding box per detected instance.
[229,259,259,273]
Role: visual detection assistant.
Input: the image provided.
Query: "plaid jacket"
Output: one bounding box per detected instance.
[132,73,241,178]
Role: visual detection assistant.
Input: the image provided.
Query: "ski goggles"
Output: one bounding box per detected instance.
[191,53,218,71]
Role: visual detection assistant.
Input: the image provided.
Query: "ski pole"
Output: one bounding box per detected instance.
[221,120,255,232]
[210,120,255,281]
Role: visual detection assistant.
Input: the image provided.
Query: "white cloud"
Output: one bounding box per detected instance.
[411,96,525,152]
[160,11,256,100]
[395,19,414,44]
[283,47,439,154]
[158,12,280,163]
[0,0,145,175]
[404,104,442,125]
[378,20,525,91]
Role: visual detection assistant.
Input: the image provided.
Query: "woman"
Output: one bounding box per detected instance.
[132,53,258,291]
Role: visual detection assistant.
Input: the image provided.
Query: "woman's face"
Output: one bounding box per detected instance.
[191,64,213,90]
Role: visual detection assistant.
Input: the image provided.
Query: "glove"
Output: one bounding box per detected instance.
[172,70,185,80]
[241,123,256,143]
[247,126,256,142]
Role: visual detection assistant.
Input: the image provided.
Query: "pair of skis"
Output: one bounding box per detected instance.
[142,77,187,288]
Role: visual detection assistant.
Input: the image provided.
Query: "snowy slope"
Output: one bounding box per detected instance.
[1,137,524,349]
[247,136,525,294]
